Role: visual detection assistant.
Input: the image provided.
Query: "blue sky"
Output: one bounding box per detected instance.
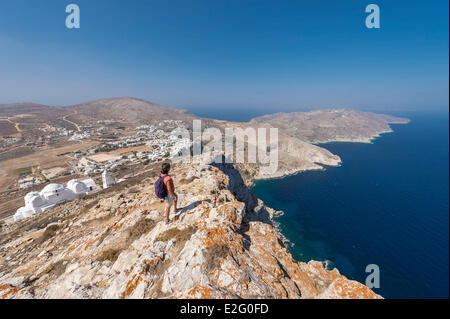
[0,0,448,113]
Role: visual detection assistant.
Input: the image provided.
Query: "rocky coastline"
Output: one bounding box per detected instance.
[0,161,381,299]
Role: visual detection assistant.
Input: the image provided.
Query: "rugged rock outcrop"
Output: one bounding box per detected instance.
[0,163,380,299]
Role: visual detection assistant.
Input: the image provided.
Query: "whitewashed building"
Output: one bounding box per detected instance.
[41,184,77,205]
[102,170,115,189]
[67,179,90,194]
[13,179,99,222]
[83,178,99,192]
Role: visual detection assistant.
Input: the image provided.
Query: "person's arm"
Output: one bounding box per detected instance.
[167,178,177,198]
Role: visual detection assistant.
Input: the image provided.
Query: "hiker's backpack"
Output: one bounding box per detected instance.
[155,175,168,199]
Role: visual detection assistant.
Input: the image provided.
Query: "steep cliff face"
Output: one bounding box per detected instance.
[0,163,380,299]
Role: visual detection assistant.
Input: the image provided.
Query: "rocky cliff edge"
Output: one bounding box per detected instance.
[0,162,381,299]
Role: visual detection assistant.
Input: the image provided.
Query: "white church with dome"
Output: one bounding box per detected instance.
[13,178,100,222]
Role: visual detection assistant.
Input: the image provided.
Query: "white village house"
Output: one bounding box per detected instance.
[13,178,99,222]
[102,170,115,189]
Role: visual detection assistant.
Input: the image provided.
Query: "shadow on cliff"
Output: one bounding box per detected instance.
[173,200,207,221]
[210,160,288,252]
[210,159,274,227]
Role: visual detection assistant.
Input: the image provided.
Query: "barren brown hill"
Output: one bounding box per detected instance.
[70,97,199,127]
[0,102,78,132]
[0,98,211,136]
[0,103,52,116]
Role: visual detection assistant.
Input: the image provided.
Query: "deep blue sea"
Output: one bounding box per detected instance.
[190,107,449,298]
[251,112,449,299]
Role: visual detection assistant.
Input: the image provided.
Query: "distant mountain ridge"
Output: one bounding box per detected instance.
[1,97,409,134]
[251,108,410,143]
[0,102,52,116]
[1,97,198,127]
[71,97,198,124]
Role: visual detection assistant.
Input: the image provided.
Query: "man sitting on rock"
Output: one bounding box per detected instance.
[156,162,178,224]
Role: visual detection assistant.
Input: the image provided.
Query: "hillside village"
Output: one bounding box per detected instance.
[72,121,191,176]
[13,120,191,191]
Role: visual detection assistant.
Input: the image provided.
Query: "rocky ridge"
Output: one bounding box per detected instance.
[0,161,381,299]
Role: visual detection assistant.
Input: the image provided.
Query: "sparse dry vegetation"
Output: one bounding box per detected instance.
[203,243,230,274]
[37,224,60,244]
[93,218,157,264]
[127,187,139,194]
[97,248,122,262]
[203,244,230,274]
[14,166,32,176]
[126,218,156,243]
[155,226,197,243]
[179,176,199,184]
[39,260,67,279]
